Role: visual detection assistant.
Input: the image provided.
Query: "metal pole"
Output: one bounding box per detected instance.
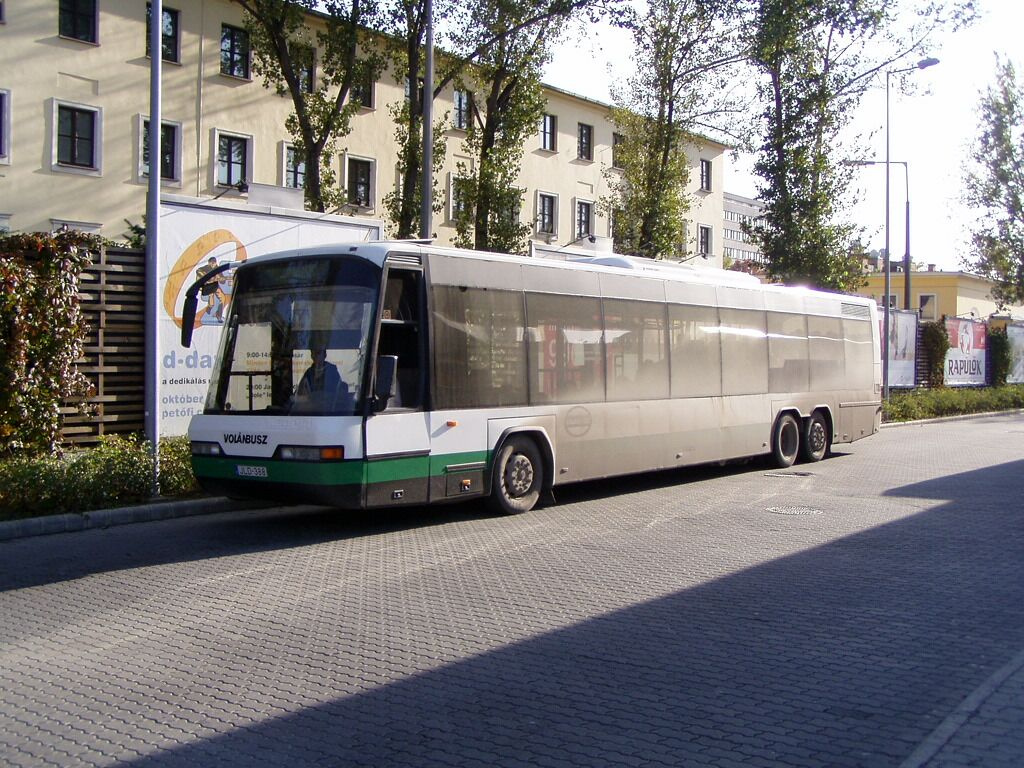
[145,0,163,495]
[419,0,434,239]
[903,163,911,311]
[883,70,891,401]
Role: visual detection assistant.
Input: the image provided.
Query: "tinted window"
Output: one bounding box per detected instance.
[808,315,845,390]
[604,299,668,401]
[669,304,721,398]
[719,309,767,395]
[527,293,604,404]
[767,312,809,393]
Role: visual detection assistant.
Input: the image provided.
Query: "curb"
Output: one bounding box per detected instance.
[0,497,267,543]
[881,408,1024,428]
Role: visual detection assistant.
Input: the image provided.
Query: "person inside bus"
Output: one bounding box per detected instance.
[296,346,348,409]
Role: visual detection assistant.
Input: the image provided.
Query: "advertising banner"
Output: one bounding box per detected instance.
[887,309,918,388]
[158,198,383,435]
[1008,324,1024,384]
[944,318,987,387]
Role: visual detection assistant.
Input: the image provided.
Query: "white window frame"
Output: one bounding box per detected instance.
[573,196,594,239]
[137,114,182,185]
[453,90,470,130]
[212,128,253,191]
[0,89,10,164]
[280,142,306,190]
[919,293,937,321]
[51,98,102,176]
[447,172,471,223]
[700,158,712,192]
[344,153,376,210]
[577,122,593,161]
[540,114,557,152]
[535,190,558,238]
[698,224,712,257]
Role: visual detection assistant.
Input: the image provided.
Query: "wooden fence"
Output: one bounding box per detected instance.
[61,246,146,446]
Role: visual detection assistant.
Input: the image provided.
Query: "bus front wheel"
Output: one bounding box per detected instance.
[771,413,800,468]
[800,411,831,463]
[488,437,543,515]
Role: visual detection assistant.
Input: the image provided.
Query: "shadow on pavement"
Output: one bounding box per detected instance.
[101,460,1024,768]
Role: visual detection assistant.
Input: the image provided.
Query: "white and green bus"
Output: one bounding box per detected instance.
[182,242,881,514]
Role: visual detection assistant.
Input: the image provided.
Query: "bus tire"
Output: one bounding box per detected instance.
[800,410,831,463]
[488,437,543,515]
[771,413,800,468]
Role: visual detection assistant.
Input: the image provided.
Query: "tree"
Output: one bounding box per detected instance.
[236,0,382,212]
[603,0,746,260]
[964,57,1024,309]
[449,3,556,253]
[747,0,973,291]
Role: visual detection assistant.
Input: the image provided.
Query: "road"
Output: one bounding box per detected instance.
[2,415,1023,767]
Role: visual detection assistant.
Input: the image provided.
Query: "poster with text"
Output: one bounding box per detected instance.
[1008,324,1024,384]
[888,310,918,388]
[944,318,987,387]
[158,200,382,435]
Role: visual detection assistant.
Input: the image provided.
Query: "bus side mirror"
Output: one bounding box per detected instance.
[181,293,199,347]
[373,355,398,412]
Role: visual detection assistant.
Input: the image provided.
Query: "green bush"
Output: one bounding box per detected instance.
[921,320,950,388]
[884,384,1024,422]
[989,328,1011,388]
[0,434,198,520]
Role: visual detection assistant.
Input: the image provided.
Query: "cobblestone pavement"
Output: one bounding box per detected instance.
[1,414,1022,767]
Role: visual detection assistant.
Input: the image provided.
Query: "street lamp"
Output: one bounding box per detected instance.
[880,56,938,400]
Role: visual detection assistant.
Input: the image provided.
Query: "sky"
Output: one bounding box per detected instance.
[542,0,1023,271]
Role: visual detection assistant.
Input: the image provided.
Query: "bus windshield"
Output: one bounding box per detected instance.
[204,256,380,416]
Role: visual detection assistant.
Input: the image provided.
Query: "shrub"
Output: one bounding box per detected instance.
[989,327,1011,388]
[0,434,199,520]
[921,320,950,388]
[884,384,1024,422]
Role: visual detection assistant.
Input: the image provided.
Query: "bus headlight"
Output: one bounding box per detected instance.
[278,446,345,461]
[191,441,222,456]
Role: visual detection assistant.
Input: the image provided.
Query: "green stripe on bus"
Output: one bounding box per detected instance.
[192,449,493,487]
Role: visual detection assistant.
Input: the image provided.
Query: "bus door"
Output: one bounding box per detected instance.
[364,262,431,506]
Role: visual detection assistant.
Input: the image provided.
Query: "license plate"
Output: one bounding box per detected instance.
[236,464,268,478]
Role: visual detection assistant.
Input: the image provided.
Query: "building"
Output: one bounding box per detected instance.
[722,191,765,271]
[854,268,1024,322]
[0,0,729,265]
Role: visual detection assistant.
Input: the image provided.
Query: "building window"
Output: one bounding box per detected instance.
[919,293,937,321]
[146,4,180,63]
[57,104,98,169]
[700,159,712,191]
[285,145,305,189]
[220,24,250,79]
[59,0,96,43]
[537,192,556,235]
[142,120,179,181]
[541,114,557,151]
[347,157,372,207]
[612,133,624,169]
[575,200,593,238]
[577,123,593,160]
[449,174,472,222]
[217,133,249,187]
[291,45,315,94]
[0,90,9,163]
[698,225,712,257]
[351,75,374,109]
[453,90,471,130]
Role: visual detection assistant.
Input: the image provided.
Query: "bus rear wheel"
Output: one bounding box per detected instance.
[488,437,543,515]
[771,413,800,468]
[800,411,831,463]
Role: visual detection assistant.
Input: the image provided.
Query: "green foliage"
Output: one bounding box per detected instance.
[0,435,199,520]
[883,385,1024,423]
[920,320,950,388]
[122,218,146,249]
[964,57,1024,308]
[239,0,382,212]
[0,231,96,457]
[988,327,1011,387]
[381,99,447,238]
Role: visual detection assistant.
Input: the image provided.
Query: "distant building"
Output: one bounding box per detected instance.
[853,269,1024,321]
[722,192,765,273]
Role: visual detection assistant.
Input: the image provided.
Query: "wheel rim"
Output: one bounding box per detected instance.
[808,421,826,454]
[505,454,534,497]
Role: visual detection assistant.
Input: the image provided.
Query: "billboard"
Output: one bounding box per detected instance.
[887,310,918,388]
[944,317,987,387]
[1009,324,1024,384]
[158,197,383,435]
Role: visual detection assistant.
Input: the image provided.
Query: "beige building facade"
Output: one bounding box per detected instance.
[0,0,729,266]
[854,270,1024,322]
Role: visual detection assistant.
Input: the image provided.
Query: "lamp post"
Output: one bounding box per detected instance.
[881,57,938,400]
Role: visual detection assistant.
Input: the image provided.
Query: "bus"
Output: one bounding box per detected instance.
[181,242,881,514]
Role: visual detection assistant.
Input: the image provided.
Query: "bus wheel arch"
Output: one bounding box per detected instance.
[800,408,832,463]
[771,411,801,468]
[487,431,551,515]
